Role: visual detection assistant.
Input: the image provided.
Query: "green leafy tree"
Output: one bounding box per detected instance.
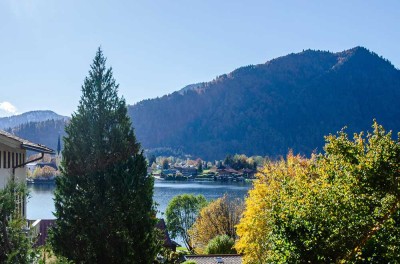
[236,121,400,263]
[51,48,157,263]
[205,235,236,254]
[165,194,207,252]
[0,181,34,263]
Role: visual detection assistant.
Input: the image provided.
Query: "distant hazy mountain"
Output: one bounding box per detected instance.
[0,110,69,130]
[128,47,400,160]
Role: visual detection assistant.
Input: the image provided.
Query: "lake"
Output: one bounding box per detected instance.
[27,180,252,220]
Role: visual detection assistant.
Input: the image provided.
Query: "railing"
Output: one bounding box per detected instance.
[29,219,41,245]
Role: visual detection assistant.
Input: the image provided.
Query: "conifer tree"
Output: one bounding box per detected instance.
[51,48,157,263]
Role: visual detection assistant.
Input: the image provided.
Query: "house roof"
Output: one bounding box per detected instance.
[218,168,239,174]
[185,254,242,264]
[0,130,54,154]
[239,168,255,173]
[156,218,178,249]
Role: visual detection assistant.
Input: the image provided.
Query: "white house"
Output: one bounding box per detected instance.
[0,130,54,218]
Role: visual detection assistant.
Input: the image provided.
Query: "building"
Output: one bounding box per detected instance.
[155,218,179,252]
[185,254,242,264]
[31,218,178,250]
[0,130,54,218]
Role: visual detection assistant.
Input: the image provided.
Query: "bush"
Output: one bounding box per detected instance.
[204,235,236,254]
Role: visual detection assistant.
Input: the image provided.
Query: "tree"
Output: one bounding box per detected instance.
[51,48,158,263]
[31,165,59,179]
[162,158,169,170]
[148,154,156,168]
[197,161,203,173]
[165,194,207,252]
[236,121,400,263]
[204,235,236,254]
[0,181,34,263]
[189,194,243,253]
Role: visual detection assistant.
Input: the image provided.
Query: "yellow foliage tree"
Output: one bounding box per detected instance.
[189,194,244,254]
[236,122,400,263]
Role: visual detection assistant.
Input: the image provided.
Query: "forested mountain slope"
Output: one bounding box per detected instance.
[128,47,400,160]
[6,119,68,153]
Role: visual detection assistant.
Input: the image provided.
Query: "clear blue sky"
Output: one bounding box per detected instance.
[0,0,399,117]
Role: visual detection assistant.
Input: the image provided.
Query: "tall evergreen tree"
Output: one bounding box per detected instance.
[51,48,157,263]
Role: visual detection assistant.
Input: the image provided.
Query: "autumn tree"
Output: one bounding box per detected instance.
[189,194,244,253]
[51,48,157,263]
[236,121,400,263]
[165,194,207,252]
[31,165,59,179]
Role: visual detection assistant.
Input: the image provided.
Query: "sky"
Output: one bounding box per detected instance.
[0,0,399,117]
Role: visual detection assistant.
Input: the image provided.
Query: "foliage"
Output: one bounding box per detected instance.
[197,162,203,173]
[189,194,243,253]
[31,165,60,179]
[50,48,158,263]
[156,248,185,264]
[162,158,170,170]
[36,244,73,264]
[223,154,257,170]
[0,181,35,263]
[181,261,196,264]
[204,235,236,254]
[165,194,207,252]
[236,121,400,263]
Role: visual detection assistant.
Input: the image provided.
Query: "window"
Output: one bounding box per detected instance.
[12,152,14,168]
[19,153,22,166]
[8,152,10,168]
[3,151,5,169]
[16,152,19,167]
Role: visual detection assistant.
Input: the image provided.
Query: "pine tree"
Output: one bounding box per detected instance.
[51,48,158,263]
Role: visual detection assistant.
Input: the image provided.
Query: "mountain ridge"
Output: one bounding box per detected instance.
[128,47,400,159]
[0,110,69,130]
[2,47,399,160]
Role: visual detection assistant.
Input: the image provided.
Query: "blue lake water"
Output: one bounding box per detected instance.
[27,180,252,220]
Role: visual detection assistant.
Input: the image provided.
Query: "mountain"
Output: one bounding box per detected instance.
[0,110,69,130]
[128,47,400,160]
[6,119,68,153]
[178,82,207,95]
